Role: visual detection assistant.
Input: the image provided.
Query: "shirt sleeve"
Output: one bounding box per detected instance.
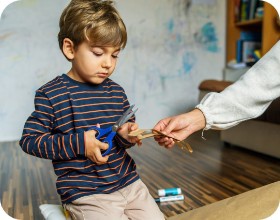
[19,90,85,160]
[196,40,280,130]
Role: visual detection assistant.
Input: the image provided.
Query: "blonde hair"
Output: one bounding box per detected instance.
[58,0,127,51]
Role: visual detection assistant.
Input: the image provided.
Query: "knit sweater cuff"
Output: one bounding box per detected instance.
[195,104,213,130]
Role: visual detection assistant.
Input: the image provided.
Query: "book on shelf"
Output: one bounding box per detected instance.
[242,41,261,62]
[236,40,261,63]
[236,31,261,64]
[240,31,261,41]
[240,0,249,21]
[236,39,243,63]
[249,0,258,19]
[234,0,241,22]
[236,0,261,22]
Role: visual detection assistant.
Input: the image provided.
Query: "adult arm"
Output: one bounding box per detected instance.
[197,40,280,130]
[154,40,280,145]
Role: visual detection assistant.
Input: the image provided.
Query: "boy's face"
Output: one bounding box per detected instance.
[67,40,120,84]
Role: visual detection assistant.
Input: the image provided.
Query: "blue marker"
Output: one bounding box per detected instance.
[158,188,182,197]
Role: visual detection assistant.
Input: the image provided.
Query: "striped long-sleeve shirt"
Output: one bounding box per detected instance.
[19,74,139,204]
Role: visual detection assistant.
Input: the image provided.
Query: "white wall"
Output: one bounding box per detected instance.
[0,0,226,141]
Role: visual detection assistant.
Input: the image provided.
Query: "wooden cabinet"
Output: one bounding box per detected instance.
[226,0,280,63]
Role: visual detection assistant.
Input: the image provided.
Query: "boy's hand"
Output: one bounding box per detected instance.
[84,129,109,164]
[118,122,142,146]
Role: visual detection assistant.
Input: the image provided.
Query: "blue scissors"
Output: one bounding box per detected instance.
[90,104,138,156]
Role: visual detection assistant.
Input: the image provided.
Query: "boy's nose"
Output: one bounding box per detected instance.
[102,57,112,68]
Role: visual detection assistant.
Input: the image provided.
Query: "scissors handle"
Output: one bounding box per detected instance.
[89,126,115,156]
[101,131,116,156]
[92,126,112,139]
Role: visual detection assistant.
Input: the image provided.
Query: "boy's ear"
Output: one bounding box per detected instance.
[62,38,75,60]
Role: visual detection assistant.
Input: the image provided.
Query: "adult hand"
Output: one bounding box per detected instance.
[153,109,206,148]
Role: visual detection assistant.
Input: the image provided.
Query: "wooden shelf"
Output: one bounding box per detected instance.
[226,0,280,63]
[235,18,262,27]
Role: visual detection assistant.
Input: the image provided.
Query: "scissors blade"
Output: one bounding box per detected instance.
[114,104,138,129]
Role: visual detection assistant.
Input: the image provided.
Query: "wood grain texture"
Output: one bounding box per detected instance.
[1,131,279,219]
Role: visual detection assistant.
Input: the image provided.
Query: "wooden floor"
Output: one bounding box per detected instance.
[1,130,280,219]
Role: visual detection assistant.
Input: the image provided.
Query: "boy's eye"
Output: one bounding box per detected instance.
[93,52,103,56]
[112,54,119,58]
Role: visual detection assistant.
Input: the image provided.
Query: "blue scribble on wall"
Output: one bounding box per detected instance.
[182,52,195,75]
[194,22,219,53]
[167,19,174,33]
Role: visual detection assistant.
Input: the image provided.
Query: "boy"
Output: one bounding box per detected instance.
[19,0,164,219]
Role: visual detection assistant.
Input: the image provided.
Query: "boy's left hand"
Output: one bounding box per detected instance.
[118,122,142,146]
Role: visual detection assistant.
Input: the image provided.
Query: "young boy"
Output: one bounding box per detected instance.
[19,0,164,219]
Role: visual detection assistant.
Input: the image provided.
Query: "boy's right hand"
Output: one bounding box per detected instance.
[84,129,109,164]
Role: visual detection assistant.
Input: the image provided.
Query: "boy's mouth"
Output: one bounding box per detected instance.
[97,72,109,78]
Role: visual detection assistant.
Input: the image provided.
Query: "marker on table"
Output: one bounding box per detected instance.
[155,195,184,203]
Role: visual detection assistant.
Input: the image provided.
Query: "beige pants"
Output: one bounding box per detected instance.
[64,179,165,220]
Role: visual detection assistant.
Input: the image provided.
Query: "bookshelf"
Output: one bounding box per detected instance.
[226,0,280,63]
